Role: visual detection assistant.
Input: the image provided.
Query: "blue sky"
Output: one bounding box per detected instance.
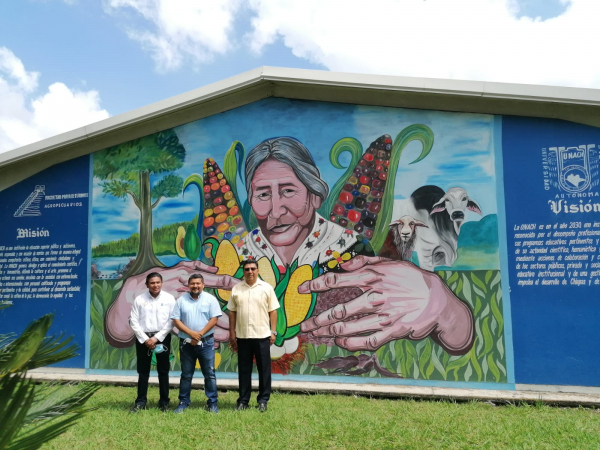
[0,0,596,154]
[91,97,497,245]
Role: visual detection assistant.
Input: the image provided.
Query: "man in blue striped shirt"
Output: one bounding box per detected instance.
[171,273,222,413]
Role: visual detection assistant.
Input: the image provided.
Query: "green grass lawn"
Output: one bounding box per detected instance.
[42,386,599,450]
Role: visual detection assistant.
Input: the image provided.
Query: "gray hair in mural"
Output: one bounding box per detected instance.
[245,137,330,201]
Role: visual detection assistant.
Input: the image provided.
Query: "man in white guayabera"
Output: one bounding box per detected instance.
[129,272,176,413]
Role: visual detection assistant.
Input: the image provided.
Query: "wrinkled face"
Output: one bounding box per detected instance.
[188,278,204,297]
[146,276,162,296]
[242,263,259,284]
[250,159,322,247]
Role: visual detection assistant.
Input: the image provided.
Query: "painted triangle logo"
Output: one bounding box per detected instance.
[14,185,45,217]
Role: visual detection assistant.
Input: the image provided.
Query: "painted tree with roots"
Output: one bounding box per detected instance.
[94,129,185,276]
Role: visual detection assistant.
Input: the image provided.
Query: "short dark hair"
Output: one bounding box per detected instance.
[146,272,163,283]
[188,273,204,283]
[241,259,258,269]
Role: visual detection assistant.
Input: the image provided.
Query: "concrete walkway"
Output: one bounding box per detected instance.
[29,368,600,408]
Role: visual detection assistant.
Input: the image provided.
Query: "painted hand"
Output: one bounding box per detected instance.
[299,256,474,355]
[105,261,238,348]
[213,313,230,347]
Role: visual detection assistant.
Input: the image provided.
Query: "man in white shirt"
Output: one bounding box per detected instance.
[129,272,176,413]
[228,259,279,412]
[171,273,222,414]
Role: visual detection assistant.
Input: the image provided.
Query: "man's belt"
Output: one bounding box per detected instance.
[183,334,213,343]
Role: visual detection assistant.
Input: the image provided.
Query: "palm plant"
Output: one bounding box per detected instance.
[0,301,99,450]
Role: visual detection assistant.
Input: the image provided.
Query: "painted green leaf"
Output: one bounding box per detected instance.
[470,348,483,381]
[447,271,459,284]
[418,339,432,377]
[470,273,487,294]
[485,270,493,284]
[183,173,204,237]
[461,274,473,307]
[490,292,504,335]
[446,353,470,373]
[416,338,428,357]
[475,318,483,355]
[92,284,104,306]
[318,137,363,218]
[488,354,501,382]
[431,349,446,380]
[482,354,489,380]
[474,296,482,316]
[491,271,502,288]
[223,140,245,207]
[425,360,435,379]
[497,360,507,377]
[496,338,505,358]
[183,223,201,260]
[464,362,473,381]
[482,317,494,355]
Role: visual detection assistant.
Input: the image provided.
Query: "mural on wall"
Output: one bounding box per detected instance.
[89,99,506,382]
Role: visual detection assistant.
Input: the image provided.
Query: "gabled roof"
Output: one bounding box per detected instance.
[2,66,600,191]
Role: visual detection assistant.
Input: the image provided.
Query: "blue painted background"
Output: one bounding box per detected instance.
[502,116,600,387]
[0,156,90,367]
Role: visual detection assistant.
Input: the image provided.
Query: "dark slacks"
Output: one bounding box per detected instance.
[236,337,271,405]
[134,333,171,406]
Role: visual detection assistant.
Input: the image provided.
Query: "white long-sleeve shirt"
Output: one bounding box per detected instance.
[129,290,176,344]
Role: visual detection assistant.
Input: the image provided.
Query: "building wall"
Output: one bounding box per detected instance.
[0,98,598,388]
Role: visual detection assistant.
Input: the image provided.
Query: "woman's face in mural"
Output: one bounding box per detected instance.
[250,159,322,247]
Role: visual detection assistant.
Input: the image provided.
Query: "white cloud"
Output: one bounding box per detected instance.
[246,0,600,89]
[0,47,110,153]
[0,48,39,92]
[105,0,242,72]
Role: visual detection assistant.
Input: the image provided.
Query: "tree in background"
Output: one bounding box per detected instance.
[94,130,185,276]
[0,301,99,449]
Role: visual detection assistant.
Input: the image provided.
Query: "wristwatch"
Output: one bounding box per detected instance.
[271,331,277,336]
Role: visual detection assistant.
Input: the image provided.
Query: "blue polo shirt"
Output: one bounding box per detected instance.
[171,291,222,339]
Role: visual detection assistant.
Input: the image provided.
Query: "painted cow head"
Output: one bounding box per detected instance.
[430,187,482,235]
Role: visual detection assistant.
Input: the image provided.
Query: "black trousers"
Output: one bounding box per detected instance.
[237,337,271,405]
[134,333,171,406]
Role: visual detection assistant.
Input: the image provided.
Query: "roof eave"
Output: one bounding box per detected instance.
[1,66,600,191]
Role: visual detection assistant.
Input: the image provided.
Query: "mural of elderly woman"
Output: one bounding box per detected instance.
[105,137,474,359]
[237,137,370,268]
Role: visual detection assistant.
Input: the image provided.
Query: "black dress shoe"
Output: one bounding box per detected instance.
[129,403,147,413]
[258,403,268,413]
[235,402,250,411]
[158,403,170,412]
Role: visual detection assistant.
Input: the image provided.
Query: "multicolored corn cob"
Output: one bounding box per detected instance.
[329,134,393,239]
[202,158,247,258]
